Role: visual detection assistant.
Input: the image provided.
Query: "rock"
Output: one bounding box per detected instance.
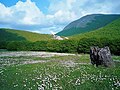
[90,46,114,67]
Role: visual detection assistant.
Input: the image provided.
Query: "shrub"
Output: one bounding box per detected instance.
[47,40,78,53]
[33,41,48,51]
[77,38,100,53]
[5,38,120,55]
[7,41,32,51]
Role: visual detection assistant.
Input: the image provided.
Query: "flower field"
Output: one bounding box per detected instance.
[0,51,120,90]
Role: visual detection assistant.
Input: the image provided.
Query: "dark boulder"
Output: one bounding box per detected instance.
[90,46,114,67]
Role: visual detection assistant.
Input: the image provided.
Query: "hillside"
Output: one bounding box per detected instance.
[0,28,52,42]
[70,17,120,40]
[57,14,120,36]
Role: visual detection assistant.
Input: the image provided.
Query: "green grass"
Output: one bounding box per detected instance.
[0,52,120,90]
[0,28,53,42]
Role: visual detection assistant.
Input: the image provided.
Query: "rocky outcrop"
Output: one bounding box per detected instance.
[90,46,114,67]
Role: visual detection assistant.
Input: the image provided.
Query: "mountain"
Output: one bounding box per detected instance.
[70,17,120,40]
[57,14,120,36]
[0,28,52,42]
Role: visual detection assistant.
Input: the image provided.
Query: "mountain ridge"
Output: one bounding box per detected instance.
[57,14,120,36]
[70,17,120,40]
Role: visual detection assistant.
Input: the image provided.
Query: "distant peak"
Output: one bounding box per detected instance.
[57,14,120,36]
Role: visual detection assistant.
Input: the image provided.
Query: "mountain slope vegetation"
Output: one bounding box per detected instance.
[0,28,52,42]
[69,17,120,55]
[70,17,120,40]
[57,14,120,36]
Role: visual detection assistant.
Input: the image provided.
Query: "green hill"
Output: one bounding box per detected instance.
[0,28,52,42]
[70,17,120,40]
[69,18,120,55]
[57,14,120,36]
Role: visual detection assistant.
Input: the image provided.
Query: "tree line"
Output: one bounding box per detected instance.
[0,38,120,55]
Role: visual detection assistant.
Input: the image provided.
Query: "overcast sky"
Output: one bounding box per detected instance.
[0,0,120,34]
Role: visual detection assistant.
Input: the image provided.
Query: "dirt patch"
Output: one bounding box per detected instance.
[0,51,76,57]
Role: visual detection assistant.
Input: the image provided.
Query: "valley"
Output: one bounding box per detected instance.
[0,14,120,90]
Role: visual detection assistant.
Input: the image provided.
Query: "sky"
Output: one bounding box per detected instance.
[0,0,120,34]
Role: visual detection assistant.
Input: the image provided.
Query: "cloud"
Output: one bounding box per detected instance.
[0,0,77,33]
[0,0,120,34]
[38,25,65,34]
[49,0,120,16]
[0,0,52,33]
[48,0,78,23]
[6,0,45,25]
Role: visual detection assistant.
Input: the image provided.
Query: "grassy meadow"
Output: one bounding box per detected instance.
[0,51,120,90]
